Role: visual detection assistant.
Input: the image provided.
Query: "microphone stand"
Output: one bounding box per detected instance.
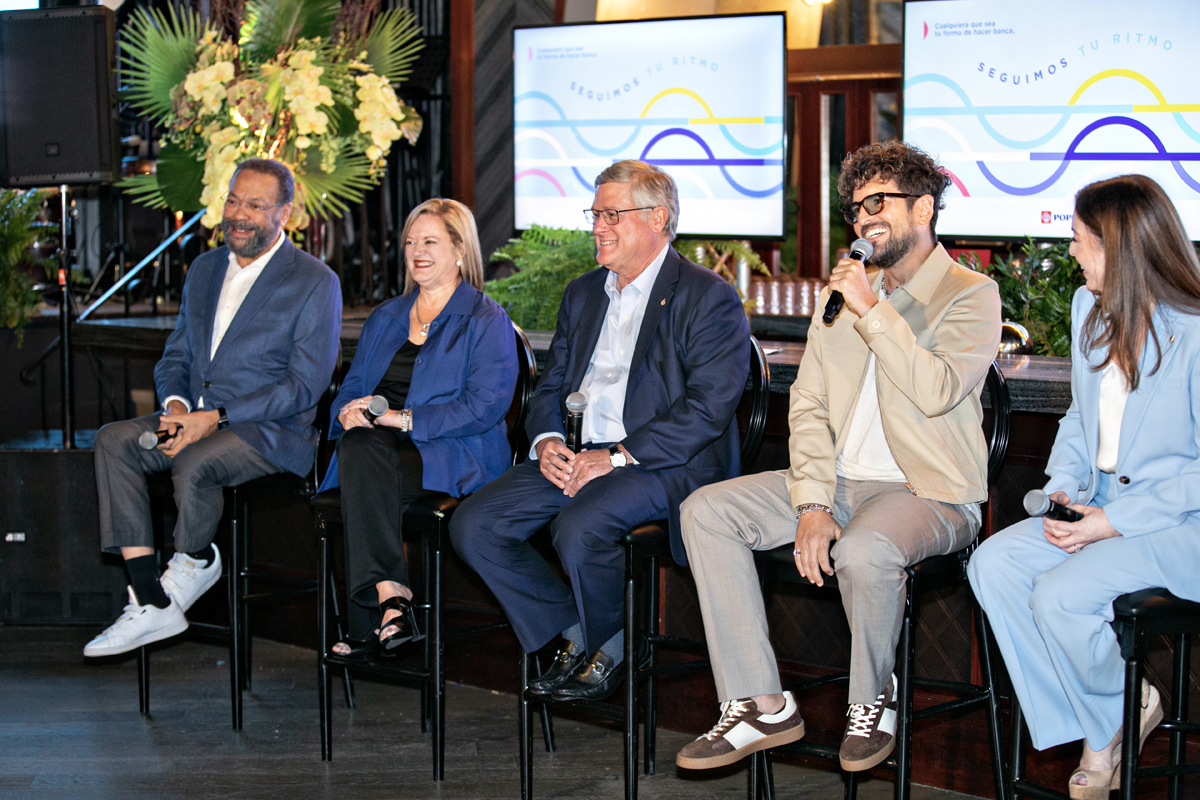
[57,183,75,449]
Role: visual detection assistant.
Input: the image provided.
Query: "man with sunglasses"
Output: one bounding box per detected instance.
[83,159,341,657]
[675,141,1001,773]
[452,160,749,700]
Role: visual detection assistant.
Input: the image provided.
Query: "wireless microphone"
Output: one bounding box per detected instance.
[364,395,388,423]
[822,238,876,325]
[1023,489,1084,522]
[565,392,587,454]
[138,429,172,450]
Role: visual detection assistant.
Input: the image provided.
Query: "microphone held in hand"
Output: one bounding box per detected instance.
[822,238,875,325]
[138,429,171,450]
[364,395,388,423]
[565,392,587,454]
[1023,489,1084,522]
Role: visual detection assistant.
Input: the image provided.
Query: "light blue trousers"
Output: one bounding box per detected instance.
[968,473,1192,750]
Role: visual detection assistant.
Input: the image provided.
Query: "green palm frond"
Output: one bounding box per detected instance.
[115,173,171,210]
[119,6,209,119]
[297,143,377,219]
[242,0,340,60]
[360,7,424,85]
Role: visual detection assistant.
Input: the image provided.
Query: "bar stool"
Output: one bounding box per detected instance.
[138,359,343,730]
[1010,588,1200,800]
[747,360,1012,800]
[518,336,773,800]
[313,322,537,780]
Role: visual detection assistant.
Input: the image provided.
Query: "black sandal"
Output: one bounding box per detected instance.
[328,635,379,662]
[378,595,424,650]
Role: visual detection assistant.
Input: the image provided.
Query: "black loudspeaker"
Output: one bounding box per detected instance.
[0,7,118,187]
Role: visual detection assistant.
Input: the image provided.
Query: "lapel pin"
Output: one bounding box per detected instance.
[660,298,666,306]
[1170,335,1176,343]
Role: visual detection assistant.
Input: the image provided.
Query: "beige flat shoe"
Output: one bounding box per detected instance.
[1068,680,1164,799]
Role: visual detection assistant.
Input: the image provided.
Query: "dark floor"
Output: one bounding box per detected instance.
[0,627,979,800]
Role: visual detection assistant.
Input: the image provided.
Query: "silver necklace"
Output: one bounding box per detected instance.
[414,302,432,337]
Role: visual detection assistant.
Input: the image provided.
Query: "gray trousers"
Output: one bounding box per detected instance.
[95,414,284,554]
[680,471,980,704]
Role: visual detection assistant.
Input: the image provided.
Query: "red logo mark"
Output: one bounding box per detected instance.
[923,22,929,39]
[1041,211,1052,223]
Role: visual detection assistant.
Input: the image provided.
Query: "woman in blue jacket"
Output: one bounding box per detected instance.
[969,175,1200,800]
[319,198,517,659]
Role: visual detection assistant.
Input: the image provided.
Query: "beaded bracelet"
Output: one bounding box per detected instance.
[794,502,832,520]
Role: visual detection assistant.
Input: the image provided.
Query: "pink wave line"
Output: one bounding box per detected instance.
[940,167,970,197]
[515,169,566,197]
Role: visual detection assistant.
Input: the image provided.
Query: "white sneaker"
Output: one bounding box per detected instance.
[160,545,222,612]
[83,587,188,657]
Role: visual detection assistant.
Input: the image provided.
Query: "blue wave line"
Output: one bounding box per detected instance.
[980,116,1200,195]
[1173,112,1200,145]
[906,74,1073,149]
[515,91,642,156]
[639,128,782,198]
[572,167,594,192]
[718,125,784,155]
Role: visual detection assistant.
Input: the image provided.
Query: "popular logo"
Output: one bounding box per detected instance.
[1040,211,1052,224]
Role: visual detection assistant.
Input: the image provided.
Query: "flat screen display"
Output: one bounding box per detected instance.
[513,14,786,238]
[903,0,1200,240]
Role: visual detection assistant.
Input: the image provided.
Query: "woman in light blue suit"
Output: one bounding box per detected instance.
[968,175,1200,800]
[318,198,517,660]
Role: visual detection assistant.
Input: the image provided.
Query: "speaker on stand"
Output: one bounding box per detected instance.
[0,6,118,448]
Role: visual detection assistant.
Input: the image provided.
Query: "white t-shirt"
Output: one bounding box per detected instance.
[1097,360,1130,474]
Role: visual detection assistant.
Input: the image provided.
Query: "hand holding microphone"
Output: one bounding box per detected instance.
[139,428,174,450]
[364,395,388,423]
[823,238,876,324]
[565,392,587,454]
[1023,489,1084,522]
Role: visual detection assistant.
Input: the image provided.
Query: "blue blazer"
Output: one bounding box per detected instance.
[155,239,343,477]
[318,281,518,498]
[1043,287,1200,600]
[526,246,751,565]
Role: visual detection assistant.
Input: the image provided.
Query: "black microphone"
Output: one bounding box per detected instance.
[1023,489,1084,522]
[565,392,587,454]
[138,429,172,450]
[822,238,875,325]
[363,395,388,423]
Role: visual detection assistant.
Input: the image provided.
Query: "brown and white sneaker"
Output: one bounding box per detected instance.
[676,691,805,770]
[840,673,898,771]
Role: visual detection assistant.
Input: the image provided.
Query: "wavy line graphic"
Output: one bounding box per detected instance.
[639,128,782,198]
[978,116,1200,195]
[515,169,567,196]
[516,92,642,156]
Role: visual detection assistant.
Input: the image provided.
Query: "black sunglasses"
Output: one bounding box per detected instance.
[841,192,919,225]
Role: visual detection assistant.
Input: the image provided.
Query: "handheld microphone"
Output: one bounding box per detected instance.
[1023,490,1084,522]
[138,429,171,450]
[565,392,587,454]
[364,395,388,423]
[822,238,875,325]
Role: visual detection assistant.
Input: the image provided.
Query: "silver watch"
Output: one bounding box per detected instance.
[609,445,628,468]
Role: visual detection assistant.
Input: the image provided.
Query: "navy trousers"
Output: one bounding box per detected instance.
[450,456,668,655]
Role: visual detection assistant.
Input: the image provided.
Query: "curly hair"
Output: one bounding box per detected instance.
[836,141,951,235]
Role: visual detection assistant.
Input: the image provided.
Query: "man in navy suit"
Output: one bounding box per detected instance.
[84,158,342,657]
[451,160,749,700]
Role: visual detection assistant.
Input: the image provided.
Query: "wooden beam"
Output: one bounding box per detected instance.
[788,43,902,83]
[450,0,475,208]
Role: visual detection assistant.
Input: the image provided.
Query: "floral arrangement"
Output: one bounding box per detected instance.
[119,0,425,232]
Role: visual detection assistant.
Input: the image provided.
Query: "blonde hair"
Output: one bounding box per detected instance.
[594,160,680,240]
[400,198,484,293]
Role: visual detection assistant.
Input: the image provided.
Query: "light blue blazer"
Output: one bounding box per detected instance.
[1043,286,1200,601]
[317,281,518,498]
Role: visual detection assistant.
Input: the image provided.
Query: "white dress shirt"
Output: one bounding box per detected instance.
[163,232,286,412]
[1097,360,1130,473]
[532,243,670,459]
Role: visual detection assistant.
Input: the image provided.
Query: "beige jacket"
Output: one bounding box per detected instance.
[786,244,1002,509]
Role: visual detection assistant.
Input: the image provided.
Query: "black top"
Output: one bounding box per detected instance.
[374,340,422,411]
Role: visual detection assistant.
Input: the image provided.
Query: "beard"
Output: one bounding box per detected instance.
[221,218,275,259]
[864,224,917,270]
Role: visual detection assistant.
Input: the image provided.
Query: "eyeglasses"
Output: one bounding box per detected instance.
[841,192,919,225]
[222,194,285,214]
[583,207,654,226]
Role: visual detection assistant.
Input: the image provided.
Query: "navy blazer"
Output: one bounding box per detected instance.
[155,238,343,477]
[526,246,751,565]
[318,281,518,498]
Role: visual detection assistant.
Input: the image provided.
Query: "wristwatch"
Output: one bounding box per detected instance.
[609,444,628,468]
[216,407,229,430]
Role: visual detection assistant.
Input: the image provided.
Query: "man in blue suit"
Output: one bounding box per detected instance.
[84,159,342,657]
[451,160,750,700]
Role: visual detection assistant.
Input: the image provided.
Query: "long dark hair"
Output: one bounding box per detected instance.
[1077,175,1200,390]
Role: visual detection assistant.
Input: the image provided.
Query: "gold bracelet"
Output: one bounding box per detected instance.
[794,503,832,520]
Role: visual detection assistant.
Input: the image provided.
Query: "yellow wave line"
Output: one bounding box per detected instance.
[640,87,765,125]
[1069,68,1200,111]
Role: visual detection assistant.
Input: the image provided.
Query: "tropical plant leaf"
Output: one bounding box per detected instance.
[361,7,424,85]
[119,6,208,119]
[486,226,597,329]
[297,143,377,219]
[154,145,206,212]
[115,173,171,210]
[0,189,53,344]
[242,0,340,60]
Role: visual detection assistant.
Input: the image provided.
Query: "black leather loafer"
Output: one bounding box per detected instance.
[529,642,587,696]
[552,650,622,701]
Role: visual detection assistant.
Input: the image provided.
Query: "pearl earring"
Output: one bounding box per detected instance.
[456,259,461,266]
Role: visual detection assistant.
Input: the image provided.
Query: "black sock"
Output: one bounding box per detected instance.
[185,543,215,567]
[125,555,170,609]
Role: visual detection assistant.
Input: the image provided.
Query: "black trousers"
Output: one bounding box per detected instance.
[336,426,432,639]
